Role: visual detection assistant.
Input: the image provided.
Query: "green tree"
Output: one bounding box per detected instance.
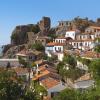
[53,88,81,100]
[0,69,38,100]
[31,43,44,51]
[63,55,77,68]
[94,45,100,58]
[53,88,100,100]
[89,59,100,84]
[94,45,100,53]
[81,58,91,66]
[18,56,27,67]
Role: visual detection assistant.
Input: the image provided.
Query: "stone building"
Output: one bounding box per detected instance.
[27,32,35,44]
[56,21,76,35]
[38,17,51,32]
[27,32,50,46]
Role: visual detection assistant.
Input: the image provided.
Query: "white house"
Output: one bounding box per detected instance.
[65,30,79,40]
[40,77,67,97]
[45,42,65,61]
[54,37,66,43]
[85,26,100,33]
[76,33,95,40]
[69,39,94,50]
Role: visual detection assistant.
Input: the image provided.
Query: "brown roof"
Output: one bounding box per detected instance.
[75,73,91,82]
[90,26,100,30]
[33,70,50,80]
[40,77,60,89]
[47,42,65,46]
[16,50,42,56]
[32,64,59,81]
[34,60,43,65]
[39,64,48,71]
[82,51,97,58]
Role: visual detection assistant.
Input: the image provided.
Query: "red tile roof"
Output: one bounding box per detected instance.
[47,42,65,46]
[40,77,60,89]
[33,70,50,80]
[82,51,97,58]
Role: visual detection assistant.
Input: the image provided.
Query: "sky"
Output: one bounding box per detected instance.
[0,0,100,45]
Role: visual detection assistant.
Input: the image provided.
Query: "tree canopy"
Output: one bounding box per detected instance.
[31,43,44,51]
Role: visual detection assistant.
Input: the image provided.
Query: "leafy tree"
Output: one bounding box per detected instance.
[63,55,77,68]
[53,88,100,100]
[57,55,84,81]
[81,58,91,66]
[89,59,100,84]
[57,62,65,74]
[0,69,38,100]
[53,88,81,100]
[94,45,100,53]
[31,43,44,51]
[94,45,100,58]
[18,56,27,67]
[6,62,11,69]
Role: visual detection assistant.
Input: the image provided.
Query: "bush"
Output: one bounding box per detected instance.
[31,43,44,51]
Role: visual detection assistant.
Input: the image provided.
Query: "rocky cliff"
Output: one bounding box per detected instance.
[11,24,40,45]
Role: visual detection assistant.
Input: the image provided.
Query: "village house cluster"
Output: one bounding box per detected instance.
[45,26,100,61]
[1,17,100,99]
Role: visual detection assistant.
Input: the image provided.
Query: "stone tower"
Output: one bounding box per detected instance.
[38,17,51,32]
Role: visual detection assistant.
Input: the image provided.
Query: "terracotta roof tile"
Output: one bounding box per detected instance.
[75,73,91,82]
[47,42,65,46]
[33,70,50,80]
[40,77,60,89]
[82,51,97,58]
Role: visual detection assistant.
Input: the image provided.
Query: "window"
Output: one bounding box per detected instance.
[80,43,82,46]
[59,47,61,51]
[94,29,96,32]
[80,36,82,39]
[42,40,44,42]
[55,47,56,51]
